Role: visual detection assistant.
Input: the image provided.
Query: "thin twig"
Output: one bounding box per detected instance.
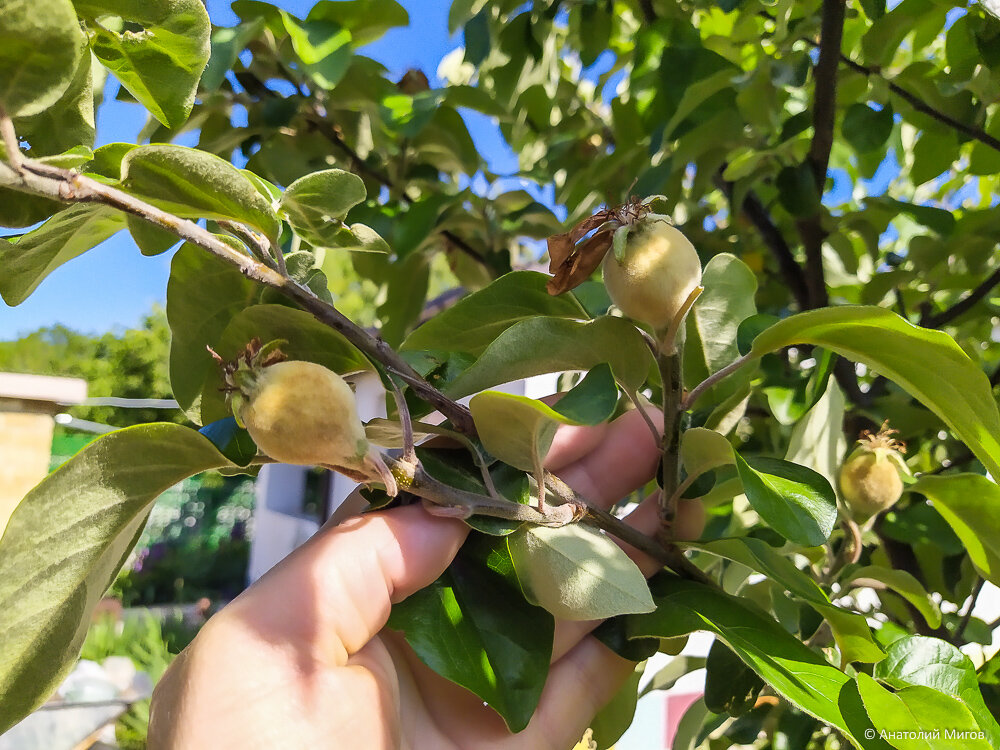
[714,174,810,311]
[921,265,1000,328]
[0,105,23,169]
[217,219,277,270]
[657,350,682,535]
[626,390,662,445]
[384,369,416,466]
[0,125,477,435]
[838,54,1000,154]
[661,285,703,354]
[0,113,693,581]
[954,577,986,644]
[682,353,753,411]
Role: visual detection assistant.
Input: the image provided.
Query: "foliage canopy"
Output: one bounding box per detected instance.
[2,0,1000,747]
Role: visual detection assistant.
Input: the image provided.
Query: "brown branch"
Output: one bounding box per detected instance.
[920,265,1000,328]
[953,577,986,645]
[796,0,845,310]
[638,0,656,23]
[838,55,1000,154]
[234,71,491,269]
[0,134,477,435]
[808,0,846,189]
[1,116,709,582]
[715,174,810,311]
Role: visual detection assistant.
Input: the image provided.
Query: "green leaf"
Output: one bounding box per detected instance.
[857,673,991,749]
[507,523,655,620]
[469,366,617,481]
[0,205,126,306]
[785,376,847,492]
[626,576,876,747]
[684,253,758,407]
[747,307,1000,480]
[776,163,821,217]
[0,424,232,734]
[126,215,179,256]
[388,533,552,732]
[638,655,707,698]
[315,223,390,256]
[121,144,281,241]
[908,474,1000,587]
[845,566,941,629]
[402,271,587,355]
[0,0,85,118]
[705,640,765,716]
[305,0,409,46]
[166,241,260,421]
[200,18,266,92]
[280,12,353,89]
[874,635,1000,746]
[378,250,429,347]
[199,304,371,424]
[734,454,838,546]
[74,0,211,128]
[590,661,643,749]
[280,169,368,248]
[842,103,894,153]
[690,537,885,665]
[680,427,734,478]
[13,51,96,155]
[445,316,652,399]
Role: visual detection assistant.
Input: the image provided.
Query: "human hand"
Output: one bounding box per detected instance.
[148,408,703,749]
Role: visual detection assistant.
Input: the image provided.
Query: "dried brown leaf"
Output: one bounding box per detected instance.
[546,228,613,295]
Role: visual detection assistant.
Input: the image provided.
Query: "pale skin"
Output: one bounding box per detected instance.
[148,408,704,749]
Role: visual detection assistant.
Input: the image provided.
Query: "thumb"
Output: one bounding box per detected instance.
[224,504,469,665]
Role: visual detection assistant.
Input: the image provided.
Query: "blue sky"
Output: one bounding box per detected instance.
[1,0,514,339]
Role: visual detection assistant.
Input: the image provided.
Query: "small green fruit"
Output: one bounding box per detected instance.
[839,422,908,520]
[217,340,397,495]
[602,217,702,334]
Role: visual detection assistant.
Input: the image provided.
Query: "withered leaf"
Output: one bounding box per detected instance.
[546,210,619,295]
[546,227,614,295]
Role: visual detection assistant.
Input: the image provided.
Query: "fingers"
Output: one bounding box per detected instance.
[549,406,663,506]
[222,504,469,667]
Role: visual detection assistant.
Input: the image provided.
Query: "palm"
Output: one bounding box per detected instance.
[150,410,697,749]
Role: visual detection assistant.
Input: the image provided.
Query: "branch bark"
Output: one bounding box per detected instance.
[920,265,1000,328]
[714,173,810,311]
[1,114,713,585]
[797,0,846,311]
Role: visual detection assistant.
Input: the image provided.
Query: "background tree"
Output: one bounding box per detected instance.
[2,0,1000,748]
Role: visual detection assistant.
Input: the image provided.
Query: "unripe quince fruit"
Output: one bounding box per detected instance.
[218,339,397,496]
[602,217,702,334]
[838,422,908,520]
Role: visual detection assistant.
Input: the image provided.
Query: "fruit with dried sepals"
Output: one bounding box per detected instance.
[838,421,910,520]
[213,338,397,496]
[601,205,702,337]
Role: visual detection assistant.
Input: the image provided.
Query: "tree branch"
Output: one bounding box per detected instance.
[920,265,1000,328]
[808,0,845,190]
[838,54,1000,154]
[796,0,845,310]
[716,174,811,310]
[0,127,477,435]
[0,114,711,586]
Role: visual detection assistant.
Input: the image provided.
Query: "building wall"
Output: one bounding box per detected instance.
[0,411,55,537]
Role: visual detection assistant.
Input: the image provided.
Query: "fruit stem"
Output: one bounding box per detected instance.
[659,285,704,354]
[385,368,417,465]
[657,349,682,542]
